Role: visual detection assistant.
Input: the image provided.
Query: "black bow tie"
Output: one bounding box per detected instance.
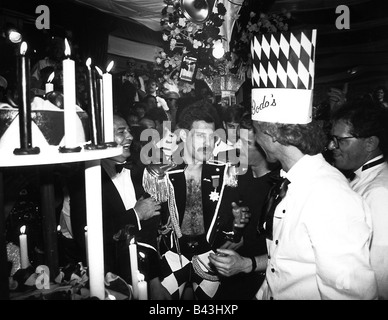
[115,161,133,173]
[258,175,290,240]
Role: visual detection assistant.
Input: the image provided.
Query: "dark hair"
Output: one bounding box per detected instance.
[146,107,168,123]
[222,104,244,124]
[177,100,220,130]
[259,120,328,155]
[239,111,253,130]
[331,99,388,157]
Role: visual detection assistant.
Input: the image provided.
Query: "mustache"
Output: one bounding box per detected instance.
[196,146,211,153]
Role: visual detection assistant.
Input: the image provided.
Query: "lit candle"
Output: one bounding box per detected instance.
[84,226,89,267]
[19,225,30,269]
[45,71,54,93]
[15,41,35,154]
[137,271,148,300]
[62,38,78,149]
[103,61,114,143]
[86,58,98,145]
[95,66,104,144]
[129,237,139,299]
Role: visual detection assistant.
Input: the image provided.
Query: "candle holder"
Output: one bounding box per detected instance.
[59,145,82,153]
[14,41,41,156]
[84,143,107,150]
[13,146,40,155]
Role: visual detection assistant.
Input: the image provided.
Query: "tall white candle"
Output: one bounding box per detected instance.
[63,38,78,148]
[84,226,89,267]
[129,237,139,299]
[45,72,54,93]
[137,272,148,300]
[19,225,29,269]
[85,160,105,300]
[103,61,114,143]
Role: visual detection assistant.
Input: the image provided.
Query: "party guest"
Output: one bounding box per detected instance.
[216,29,377,300]
[328,100,388,299]
[143,101,248,300]
[68,114,169,299]
[210,114,279,300]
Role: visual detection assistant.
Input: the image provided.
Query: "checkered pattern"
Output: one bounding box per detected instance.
[160,250,221,300]
[251,29,316,90]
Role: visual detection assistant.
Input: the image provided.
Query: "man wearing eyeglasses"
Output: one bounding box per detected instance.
[328,100,388,300]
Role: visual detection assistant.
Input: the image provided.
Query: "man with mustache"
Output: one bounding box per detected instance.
[147,101,247,300]
[328,100,388,299]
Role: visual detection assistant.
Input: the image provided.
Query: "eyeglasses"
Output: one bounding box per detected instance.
[329,135,358,148]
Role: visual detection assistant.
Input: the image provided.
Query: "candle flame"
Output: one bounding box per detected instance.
[106,60,114,73]
[130,237,135,245]
[20,42,27,55]
[47,72,55,83]
[95,65,103,77]
[20,225,26,234]
[86,57,92,68]
[57,225,61,232]
[64,38,71,57]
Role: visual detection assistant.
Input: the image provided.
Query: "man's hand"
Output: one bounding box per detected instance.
[220,237,244,251]
[134,196,161,220]
[328,83,348,112]
[208,249,251,277]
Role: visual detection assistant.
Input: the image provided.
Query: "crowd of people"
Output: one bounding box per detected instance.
[1,33,388,300]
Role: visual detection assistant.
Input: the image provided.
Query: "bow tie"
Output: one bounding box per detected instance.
[115,161,133,173]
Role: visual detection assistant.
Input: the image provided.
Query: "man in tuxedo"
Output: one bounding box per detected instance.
[328,100,388,299]
[69,114,169,299]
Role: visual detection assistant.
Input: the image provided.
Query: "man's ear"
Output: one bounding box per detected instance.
[365,136,380,152]
[179,128,187,143]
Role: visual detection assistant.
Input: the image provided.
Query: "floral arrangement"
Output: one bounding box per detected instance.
[229,9,291,79]
[154,0,291,95]
[154,0,228,93]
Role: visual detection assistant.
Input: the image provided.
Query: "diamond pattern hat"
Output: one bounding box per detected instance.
[251,29,317,124]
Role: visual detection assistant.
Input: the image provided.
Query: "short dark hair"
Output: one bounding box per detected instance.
[331,99,388,157]
[146,107,168,123]
[177,101,220,130]
[222,104,244,124]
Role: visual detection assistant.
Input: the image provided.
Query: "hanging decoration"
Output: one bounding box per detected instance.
[228,6,292,80]
[155,0,291,96]
[155,0,228,94]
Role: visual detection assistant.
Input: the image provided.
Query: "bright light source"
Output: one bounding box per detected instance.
[8,29,22,44]
[212,41,224,59]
